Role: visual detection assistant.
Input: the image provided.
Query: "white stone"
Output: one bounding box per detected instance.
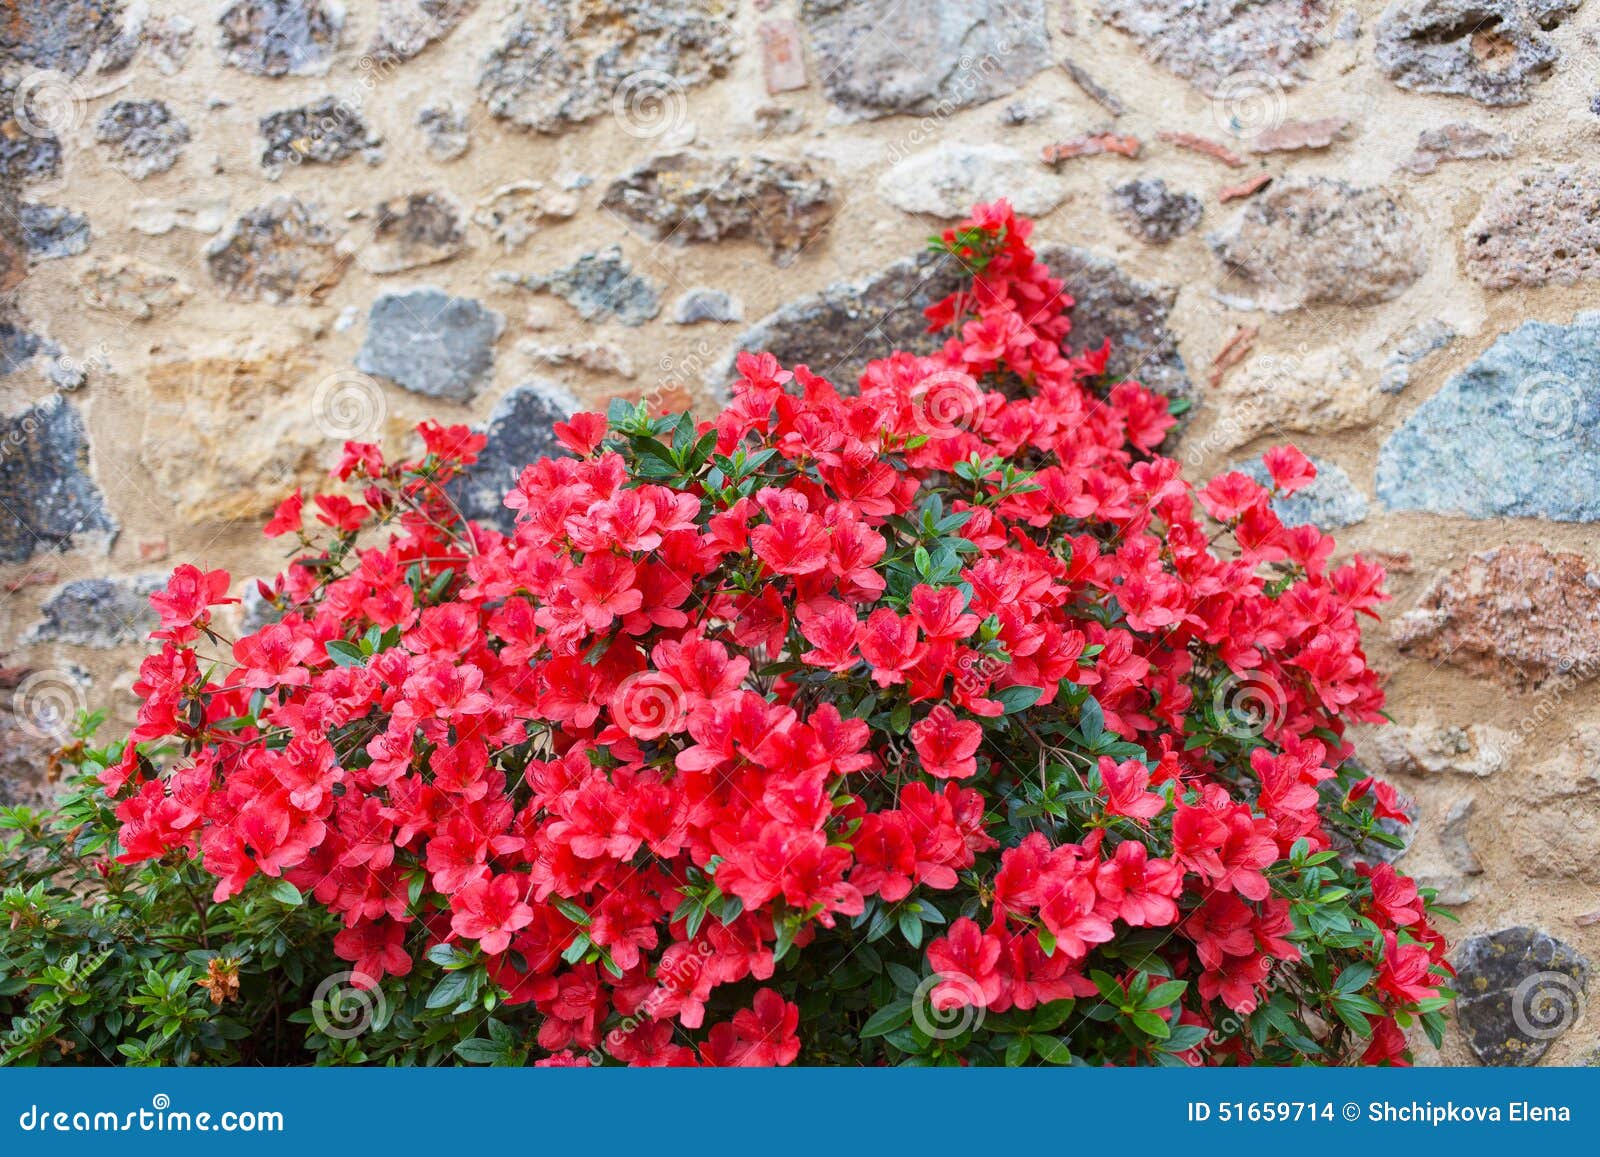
[876,144,1066,219]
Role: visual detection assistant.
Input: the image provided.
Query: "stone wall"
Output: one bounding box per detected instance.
[2,0,1598,1064]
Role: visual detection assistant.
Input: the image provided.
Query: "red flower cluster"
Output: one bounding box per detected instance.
[108,202,1446,1065]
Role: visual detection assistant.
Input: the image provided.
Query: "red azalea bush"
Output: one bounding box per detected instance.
[101,202,1450,1066]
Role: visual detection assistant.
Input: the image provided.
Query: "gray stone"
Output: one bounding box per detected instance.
[671,288,742,325]
[0,0,125,76]
[368,0,476,63]
[601,153,834,264]
[753,105,807,136]
[1380,319,1458,393]
[1060,58,1126,117]
[478,0,738,134]
[97,8,145,73]
[1209,179,1426,311]
[472,182,579,252]
[20,205,91,260]
[42,355,88,392]
[999,99,1054,126]
[259,97,383,178]
[502,246,661,327]
[1377,314,1600,520]
[1376,0,1582,106]
[0,78,63,185]
[1441,797,1484,875]
[446,380,579,532]
[0,670,67,809]
[218,0,343,76]
[0,320,53,378]
[417,103,471,160]
[1466,166,1600,290]
[1412,872,1478,907]
[1367,721,1513,778]
[205,197,348,304]
[238,583,287,635]
[720,243,1194,413]
[0,396,118,564]
[1454,927,1588,1065]
[1403,123,1516,175]
[0,201,24,295]
[94,99,190,180]
[719,251,968,391]
[1096,0,1331,94]
[1038,243,1193,413]
[351,191,468,274]
[79,255,193,321]
[143,14,196,74]
[876,144,1066,219]
[1110,178,1203,244]
[24,576,163,649]
[355,287,504,401]
[1237,454,1370,529]
[802,0,1050,117]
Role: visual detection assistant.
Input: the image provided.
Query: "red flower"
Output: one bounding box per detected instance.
[856,609,924,688]
[104,197,1439,1068]
[313,494,370,533]
[1263,445,1316,495]
[450,874,534,955]
[150,564,236,642]
[1377,931,1441,1004]
[1360,863,1424,928]
[333,919,412,986]
[264,489,304,537]
[1098,757,1165,820]
[750,508,830,576]
[554,411,608,455]
[926,918,1005,1011]
[1094,839,1182,927]
[702,989,800,1066]
[910,706,983,780]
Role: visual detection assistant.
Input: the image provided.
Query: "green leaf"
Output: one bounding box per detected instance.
[1078,697,1106,742]
[324,640,366,668]
[452,1038,504,1065]
[552,897,592,927]
[1030,1000,1075,1033]
[425,971,471,1010]
[1033,1035,1074,1064]
[1004,1035,1032,1067]
[860,1001,913,1038]
[1163,1025,1210,1052]
[994,685,1043,714]
[267,879,302,907]
[1143,979,1187,1009]
[897,909,923,949]
[1333,963,1375,994]
[1128,1010,1171,1039]
[886,963,921,994]
[1329,994,1376,1037]
[560,933,591,966]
